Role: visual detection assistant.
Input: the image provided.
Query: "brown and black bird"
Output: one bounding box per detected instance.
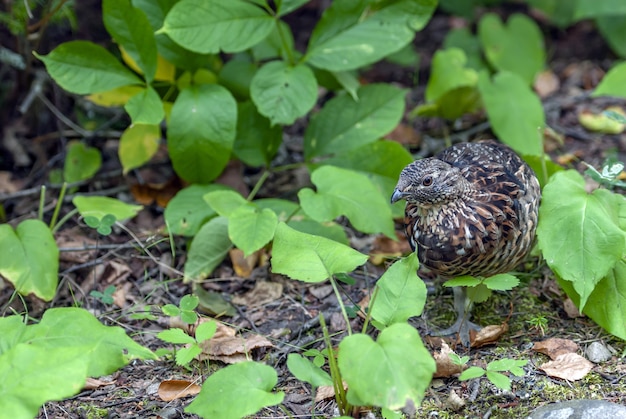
[391,141,540,346]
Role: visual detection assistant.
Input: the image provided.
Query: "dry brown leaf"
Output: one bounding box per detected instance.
[534,70,560,98]
[55,228,97,263]
[158,379,201,401]
[197,321,273,364]
[83,377,115,390]
[315,382,347,402]
[471,323,508,347]
[356,294,371,320]
[229,248,259,278]
[533,337,579,360]
[0,171,22,194]
[231,280,283,307]
[539,352,593,381]
[433,342,465,378]
[130,176,181,207]
[369,233,413,265]
[563,298,584,318]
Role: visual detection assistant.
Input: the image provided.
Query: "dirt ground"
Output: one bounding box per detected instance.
[2,3,626,419]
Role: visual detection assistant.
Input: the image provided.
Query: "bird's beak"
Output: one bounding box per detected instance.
[390,188,408,204]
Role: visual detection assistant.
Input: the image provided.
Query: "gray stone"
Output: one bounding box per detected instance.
[585,341,612,363]
[528,400,626,419]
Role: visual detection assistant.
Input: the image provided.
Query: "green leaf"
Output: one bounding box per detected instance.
[162,304,180,316]
[526,0,577,28]
[229,207,278,257]
[305,0,436,72]
[204,190,248,217]
[338,323,436,410]
[161,0,273,54]
[118,123,161,174]
[298,166,396,237]
[593,62,626,99]
[63,141,102,183]
[371,254,426,328]
[195,320,217,342]
[175,345,202,366]
[286,219,349,245]
[184,217,232,281]
[458,366,486,381]
[157,328,196,345]
[277,0,309,16]
[251,20,295,61]
[218,60,257,99]
[250,61,317,125]
[477,71,544,156]
[73,196,142,221]
[485,371,511,391]
[574,0,626,19]
[596,16,626,58]
[304,84,407,159]
[124,86,164,125]
[425,48,478,102]
[234,101,283,167]
[483,273,520,291]
[272,222,368,283]
[35,41,142,94]
[103,0,157,82]
[537,170,626,309]
[180,294,199,311]
[443,28,486,71]
[168,84,237,183]
[287,353,333,388]
[165,184,229,236]
[557,260,626,340]
[185,362,284,418]
[478,13,545,84]
[0,220,59,301]
[488,358,527,372]
[443,276,481,288]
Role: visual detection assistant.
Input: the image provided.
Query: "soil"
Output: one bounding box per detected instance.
[1,3,626,419]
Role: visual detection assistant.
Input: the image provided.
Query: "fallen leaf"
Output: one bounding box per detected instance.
[356,294,371,320]
[158,379,201,401]
[533,337,579,359]
[539,352,593,381]
[315,382,347,402]
[231,280,283,307]
[0,171,22,194]
[563,298,584,318]
[229,248,259,278]
[433,342,465,378]
[533,70,559,98]
[579,107,625,134]
[369,232,413,265]
[83,377,115,390]
[197,321,273,364]
[55,228,97,263]
[129,173,181,207]
[471,323,508,348]
[446,389,465,411]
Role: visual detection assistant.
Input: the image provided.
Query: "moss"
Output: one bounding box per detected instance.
[76,404,109,419]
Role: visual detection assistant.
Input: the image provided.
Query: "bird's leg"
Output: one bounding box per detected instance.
[430,286,481,347]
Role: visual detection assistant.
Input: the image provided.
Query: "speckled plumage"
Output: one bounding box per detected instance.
[391,141,540,279]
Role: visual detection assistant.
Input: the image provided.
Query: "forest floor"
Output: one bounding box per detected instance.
[2,3,626,419]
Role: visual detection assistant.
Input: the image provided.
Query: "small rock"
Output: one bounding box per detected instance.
[585,341,612,363]
[528,400,626,419]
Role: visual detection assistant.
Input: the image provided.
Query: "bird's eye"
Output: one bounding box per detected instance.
[422,175,433,186]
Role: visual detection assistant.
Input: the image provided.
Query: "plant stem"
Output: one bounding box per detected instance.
[275,17,296,65]
[52,208,77,234]
[38,185,46,221]
[320,314,351,416]
[329,275,352,336]
[247,170,270,201]
[361,285,379,334]
[49,182,67,229]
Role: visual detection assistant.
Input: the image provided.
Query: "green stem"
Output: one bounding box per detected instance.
[329,275,352,336]
[274,17,296,65]
[52,208,78,234]
[49,182,67,229]
[361,285,379,334]
[38,185,46,221]
[247,170,270,201]
[320,313,351,416]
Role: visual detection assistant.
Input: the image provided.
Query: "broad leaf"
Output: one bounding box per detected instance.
[443,27,486,71]
[338,323,436,410]
[228,206,278,257]
[483,273,520,291]
[118,123,161,174]
[168,84,237,183]
[298,166,396,237]
[161,0,273,54]
[306,0,436,72]
[596,16,626,58]
[537,170,626,309]
[0,220,58,301]
[184,217,232,281]
[63,141,102,183]
[73,196,142,221]
[234,101,282,167]
[287,353,333,388]
[478,13,545,84]
[371,254,426,328]
[186,362,284,418]
[35,41,142,94]
[477,71,544,156]
[272,222,367,283]
[250,61,317,125]
[574,0,626,19]
[165,184,229,236]
[204,190,248,217]
[304,84,406,159]
[124,86,164,125]
[103,0,157,81]
[593,62,626,99]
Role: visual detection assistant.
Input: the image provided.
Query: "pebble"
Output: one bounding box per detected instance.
[528,399,626,419]
[585,341,612,363]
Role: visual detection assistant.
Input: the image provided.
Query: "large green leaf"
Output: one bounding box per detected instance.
[0,220,58,301]
[63,141,102,183]
[168,84,237,183]
[186,362,284,418]
[596,16,626,59]
[228,206,278,257]
[477,71,544,156]
[537,170,626,309]
[103,0,157,82]
[118,123,161,174]
[35,41,142,94]
[161,0,273,54]
[338,323,435,410]
[370,254,426,328]
[304,84,406,159]
[233,101,282,167]
[593,62,626,99]
[305,0,436,72]
[124,86,164,125]
[73,196,142,221]
[184,217,232,281]
[298,166,395,238]
[287,353,333,388]
[272,222,368,283]
[250,61,317,125]
[443,27,487,71]
[478,13,545,84]
[164,184,229,236]
[574,0,626,19]
[526,0,577,28]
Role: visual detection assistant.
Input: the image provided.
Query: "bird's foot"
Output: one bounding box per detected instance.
[430,317,481,347]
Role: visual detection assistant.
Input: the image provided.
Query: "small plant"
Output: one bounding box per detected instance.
[162,294,200,325]
[454,356,528,391]
[90,285,116,305]
[527,314,549,336]
[84,214,116,236]
[157,319,217,367]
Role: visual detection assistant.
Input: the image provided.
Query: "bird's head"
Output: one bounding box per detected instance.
[391,158,470,207]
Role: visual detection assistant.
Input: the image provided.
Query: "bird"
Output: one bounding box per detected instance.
[391,141,540,346]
